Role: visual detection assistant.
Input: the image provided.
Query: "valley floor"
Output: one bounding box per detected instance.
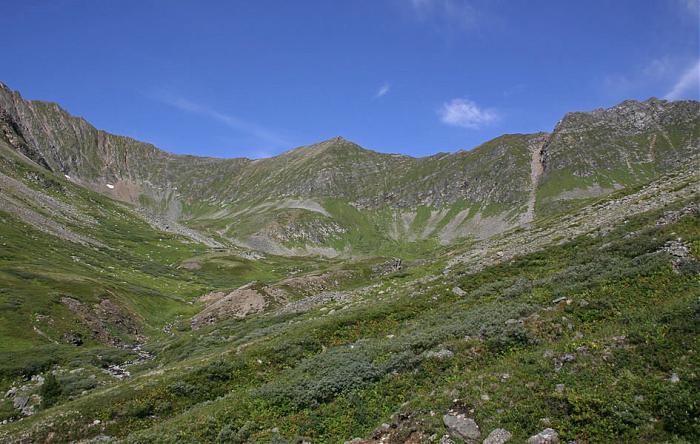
[0,169,699,443]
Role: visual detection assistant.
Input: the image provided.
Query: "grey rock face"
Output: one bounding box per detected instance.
[452,286,467,296]
[482,428,512,444]
[13,396,29,410]
[660,239,699,274]
[371,258,402,276]
[554,353,576,372]
[425,349,454,360]
[443,413,481,443]
[527,428,559,444]
[662,240,691,259]
[440,435,456,444]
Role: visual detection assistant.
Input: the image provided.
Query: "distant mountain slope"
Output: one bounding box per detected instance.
[537,98,700,214]
[1,82,698,255]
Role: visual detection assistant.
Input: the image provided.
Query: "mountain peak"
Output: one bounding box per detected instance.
[292,136,366,156]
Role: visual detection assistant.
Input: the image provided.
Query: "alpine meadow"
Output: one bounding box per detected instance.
[0,1,698,443]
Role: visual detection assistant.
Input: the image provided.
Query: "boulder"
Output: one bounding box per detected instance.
[527,428,559,444]
[452,286,467,296]
[440,435,456,444]
[13,396,29,410]
[482,428,512,444]
[425,349,454,360]
[443,414,480,443]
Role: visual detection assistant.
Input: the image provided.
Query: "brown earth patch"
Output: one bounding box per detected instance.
[191,283,287,330]
[60,297,139,346]
[178,260,202,270]
[280,269,354,295]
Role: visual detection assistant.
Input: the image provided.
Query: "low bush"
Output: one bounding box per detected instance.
[0,399,17,421]
[217,420,256,443]
[40,373,62,408]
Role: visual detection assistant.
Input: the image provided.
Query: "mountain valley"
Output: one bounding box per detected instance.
[0,83,698,443]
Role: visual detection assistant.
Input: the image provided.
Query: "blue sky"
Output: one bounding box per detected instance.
[1,0,698,158]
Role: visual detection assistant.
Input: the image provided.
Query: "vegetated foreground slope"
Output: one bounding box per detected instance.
[0,83,698,443]
[0,162,698,443]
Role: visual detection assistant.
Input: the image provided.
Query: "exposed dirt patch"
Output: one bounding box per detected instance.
[102,179,142,204]
[191,283,288,330]
[178,260,202,270]
[553,183,622,201]
[280,269,355,295]
[60,297,139,346]
[438,208,471,244]
[419,209,448,239]
[457,211,514,241]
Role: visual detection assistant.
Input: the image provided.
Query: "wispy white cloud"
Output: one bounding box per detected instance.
[374,82,391,99]
[604,57,670,94]
[154,93,290,149]
[502,83,526,98]
[603,57,699,100]
[438,98,498,129]
[642,58,673,78]
[681,0,699,14]
[408,0,479,31]
[664,59,700,100]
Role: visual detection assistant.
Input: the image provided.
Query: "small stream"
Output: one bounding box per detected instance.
[103,344,155,380]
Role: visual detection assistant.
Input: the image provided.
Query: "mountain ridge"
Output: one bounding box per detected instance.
[1,82,691,161]
[1,82,698,256]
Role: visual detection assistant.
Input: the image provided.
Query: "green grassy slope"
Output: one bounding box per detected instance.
[0,84,699,443]
[1,171,697,442]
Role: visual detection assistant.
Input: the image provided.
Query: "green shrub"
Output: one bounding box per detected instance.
[656,381,700,436]
[0,398,17,421]
[59,373,97,397]
[197,360,234,382]
[169,380,197,397]
[217,420,256,443]
[255,348,380,408]
[126,400,155,419]
[40,373,62,408]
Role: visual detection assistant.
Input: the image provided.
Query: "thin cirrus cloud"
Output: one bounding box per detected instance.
[374,82,391,99]
[604,57,672,95]
[154,93,290,150]
[603,57,699,100]
[681,0,699,14]
[664,59,700,100]
[408,0,479,31]
[439,98,499,129]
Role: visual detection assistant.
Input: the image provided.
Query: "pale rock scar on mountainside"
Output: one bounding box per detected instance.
[521,135,547,225]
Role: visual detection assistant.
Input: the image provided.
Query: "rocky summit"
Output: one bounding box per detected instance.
[0,82,698,443]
